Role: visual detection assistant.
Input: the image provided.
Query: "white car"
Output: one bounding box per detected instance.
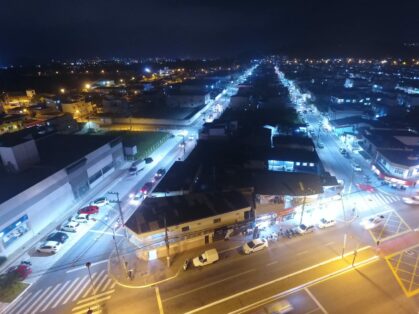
[90,197,109,207]
[352,163,362,172]
[61,221,80,233]
[402,195,419,205]
[361,214,385,230]
[294,224,315,234]
[242,238,268,254]
[71,213,90,224]
[318,218,336,229]
[129,193,143,206]
[37,241,62,254]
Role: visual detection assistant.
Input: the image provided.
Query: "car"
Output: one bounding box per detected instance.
[37,241,62,254]
[356,183,375,193]
[71,213,90,223]
[78,205,99,215]
[46,232,69,244]
[317,142,324,149]
[339,148,347,155]
[318,218,336,229]
[144,157,153,164]
[402,195,419,205]
[141,182,154,195]
[7,264,32,279]
[361,214,385,230]
[129,193,143,206]
[156,168,166,178]
[90,197,109,207]
[264,299,294,314]
[352,163,362,172]
[61,221,80,233]
[294,224,315,234]
[242,238,268,254]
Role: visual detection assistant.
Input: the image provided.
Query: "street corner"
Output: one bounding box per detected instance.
[368,210,411,243]
[385,244,419,298]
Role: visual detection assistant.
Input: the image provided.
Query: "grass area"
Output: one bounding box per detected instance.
[117,131,172,160]
[0,281,29,303]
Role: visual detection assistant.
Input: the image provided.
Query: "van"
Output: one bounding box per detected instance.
[264,300,294,314]
[192,249,219,267]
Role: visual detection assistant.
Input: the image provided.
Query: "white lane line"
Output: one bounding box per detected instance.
[296,250,309,256]
[16,289,43,314]
[27,286,53,314]
[76,289,115,304]
[95,271,110,293]
[50,280,72,308]
[101,278,114,291]
[185,246,373,314]
[72,295,112,311]
[23,286,52,314]
[304,287,328,314]
[39,283,62,312]
[163,268,256,302]
[66,259,108,273]
[70,277,91,302]
[155,287,164,314]
[219,245,242,254]
[51,278,80,308]
[82,272,98,298]
[266,261,278,267]
[63,276,89,304]
[324,241,335,246]
[4,291,32,314]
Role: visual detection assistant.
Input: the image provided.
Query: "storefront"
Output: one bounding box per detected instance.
[372,164,417,187]
[0,215,31,254]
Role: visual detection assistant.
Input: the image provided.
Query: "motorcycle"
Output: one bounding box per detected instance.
[183,259,190,271]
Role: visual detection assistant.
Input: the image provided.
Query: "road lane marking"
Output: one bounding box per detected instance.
[4,291,32,314]
[296,250,309,256]
[66,259,108,273]
[226,255,379,314]
[71,295,112,311]
[163,269,256,302]
[82,272,99,298]
[76,289,115,304]
[324,241,335,246]
[40,283,62,312]
[63,276,88,304]
[70,276,91,302]
[28,286,53,314]
[266,261,278,267]
[219,245,242,254]
[156,287,164,314]
[185,247,373,314]
[304,287,328,314]
[50,279,72,308]
[16,289,42,314]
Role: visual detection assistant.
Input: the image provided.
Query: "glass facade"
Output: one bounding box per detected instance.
[0,215,30,248]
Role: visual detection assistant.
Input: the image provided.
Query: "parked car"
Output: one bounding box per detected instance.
[402,195,419,205]
[318,218,336,229]
[294,224,315,234]
[192,249,219,267]
[361,214,385,230]
[129,193,143,206]
[352,163,362,172]
[144,157,153,164]
[46,232,69,244]
[37,241,62,254]
[141,182,154,195]
[78,205,99,215]
[90,197,109,207]
[242,238,268,254]
[317,142,324,149]
[71,213,90,224]
[61,221,80,233]
[339,148,347,155]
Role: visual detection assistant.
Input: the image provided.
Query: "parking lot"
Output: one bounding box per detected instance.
[367,210,411,243]
[386,244,419,297]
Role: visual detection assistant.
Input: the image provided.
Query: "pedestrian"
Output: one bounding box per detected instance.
[128,269,134,280]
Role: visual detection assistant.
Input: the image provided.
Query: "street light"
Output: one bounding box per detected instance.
[85,262,99,312]
[107,191,128,238]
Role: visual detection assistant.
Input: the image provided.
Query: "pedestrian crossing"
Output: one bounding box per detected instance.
[5,269,115,314]
[346,192,400,213]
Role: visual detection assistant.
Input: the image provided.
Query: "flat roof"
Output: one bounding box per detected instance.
[125,190,251,234]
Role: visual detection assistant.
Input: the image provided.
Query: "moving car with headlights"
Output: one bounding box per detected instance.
[352,163,362,172]
[192,249,219,267]
[242,238,268,254]
[155,168,166,179]
[361,214,385,230]
[402,195,419,205]
[294,224,315,234]
[317,218,336,229]
[37,241,62,254]
[141,182,154,195]
[264,299,294,314]
[61,221,80,233]
[129,193,143,206]
[78,205,99,215]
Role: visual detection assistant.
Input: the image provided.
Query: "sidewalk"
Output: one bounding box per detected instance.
[377,230,419,257]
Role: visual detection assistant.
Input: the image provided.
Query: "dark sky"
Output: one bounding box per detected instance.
[1,0,418,63]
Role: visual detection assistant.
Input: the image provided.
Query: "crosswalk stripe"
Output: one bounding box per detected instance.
[63,276,89,305]
[72,295,112,311]
[101,278,113,291]
[82,272,98,298]
[19,290,44,313]
[76,289,115,304]
[95,272,110,293]
[5,291,32,314]
[70,276,91,302]
[50,279,73,309]
[92,269,107,286]
[39,282,62,312]
[27,286,52,314]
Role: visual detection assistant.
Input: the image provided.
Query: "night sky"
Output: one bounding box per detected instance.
[1,0,418,63]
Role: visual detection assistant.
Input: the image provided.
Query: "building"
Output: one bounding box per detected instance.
[0,132,124,257]
[166,90,210,108]
[0,90,36,114]
[0,114,25,135]
[61,97,94,118]
[125,190,252,260]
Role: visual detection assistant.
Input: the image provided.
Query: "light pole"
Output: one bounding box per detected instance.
[85,262,99,312]
[107,191,128,238]
[91,218,122,266]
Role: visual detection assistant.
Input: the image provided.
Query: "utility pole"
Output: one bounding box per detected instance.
[299,182,306,225]
[86,262,99,312]
[164,215,171,268]
[352,243,359,266]
[341,233,347,258]
[108,191,128,238]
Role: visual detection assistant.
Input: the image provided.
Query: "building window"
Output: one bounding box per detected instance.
[295,162,301,166]
[181,226,190,232]
[1,215,30,248]
[309,163,315,167]
[213,218,221,224]
[303,162,308,166]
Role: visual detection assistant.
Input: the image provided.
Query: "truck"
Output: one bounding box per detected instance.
[129,159,146,175]
[192,249,219,267]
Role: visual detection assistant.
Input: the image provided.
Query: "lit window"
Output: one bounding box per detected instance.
[295,162,301,166]
[181,226,190,232]
[309,163,315,167]
[303,163,308,166]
